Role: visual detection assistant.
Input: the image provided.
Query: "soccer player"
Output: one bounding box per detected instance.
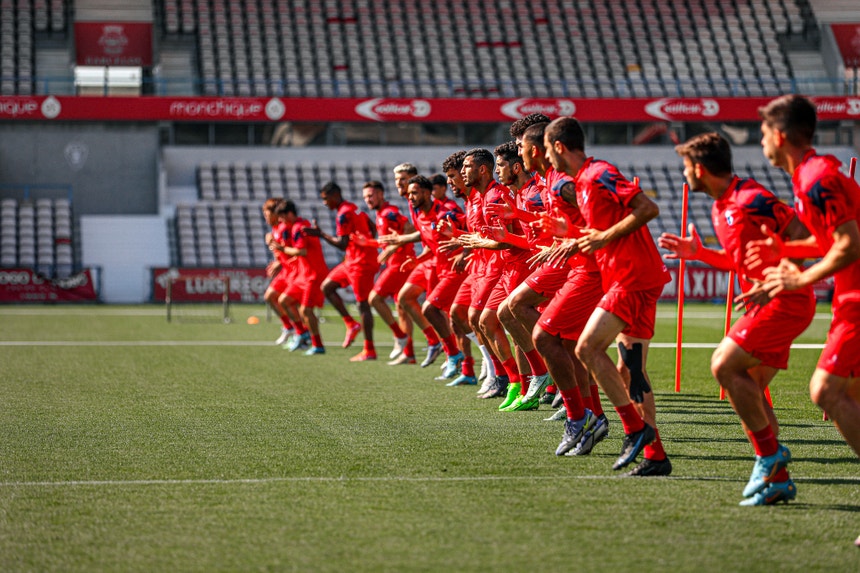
[274,199,330,355]
[660,132,815,498]
[747,95,860,517]
[544,117,671,475]
[360,180,417,363]
[401,175,467,378]
[306,182,380,361]
[261,198,296,344]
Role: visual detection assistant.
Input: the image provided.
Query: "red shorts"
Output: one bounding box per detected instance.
[294,274,325,308]
[524,263,570,298]
[426,270,468,313]
[818,300,860,378]
[470,265,503,311]
[326,262,377,303]
[268,267,292,294]
[485,264,533,311]
[538,269,603,340]
[729,290,816,370]
[597,283,663,340]
[373,264,411,301]
[405,259,435,293]
[453,274,474,307]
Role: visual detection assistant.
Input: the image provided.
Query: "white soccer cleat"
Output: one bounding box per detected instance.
[274,328,293,345]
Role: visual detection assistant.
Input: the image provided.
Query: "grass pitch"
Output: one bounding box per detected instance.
[0,303,858,572]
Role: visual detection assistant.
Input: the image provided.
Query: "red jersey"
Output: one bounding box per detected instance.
[503,175,543,264]
[712,177,799,292]
[481,180,510,273]
[574,157,669,291]
[413,198,466,270]
[376,202,415,268]
[335,201,377,270]
[291,217,329,281]
[792,150,860,308]
[543,166,599,272]
[272,222,297,273]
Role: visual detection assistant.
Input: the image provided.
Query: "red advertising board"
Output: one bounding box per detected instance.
[659,266,833,302]
[831,23,860,65]
[151,267,270,303]
[75,22,153,67]
[0,268,98,303]
[1,95,859,123]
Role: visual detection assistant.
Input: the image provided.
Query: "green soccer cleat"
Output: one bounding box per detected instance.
[510,392,540,411]
[498,382,522,410]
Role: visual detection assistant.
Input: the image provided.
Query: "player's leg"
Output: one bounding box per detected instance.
[349,269,377,361]
[446,300,477,386]
[810,369,860,457]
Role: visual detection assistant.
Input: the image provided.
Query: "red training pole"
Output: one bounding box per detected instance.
[674,182,690,392]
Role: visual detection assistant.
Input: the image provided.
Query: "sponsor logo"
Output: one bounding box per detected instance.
[168,100,265,119]
[98,25,129,56]
[644,98,719,120]
[500,99,576,119]
[355,99,431,121]
[0,99,40,118]
[265,98,286,120]
[0,271,39,285]
[814,97,860,116]
[41,96,61,119]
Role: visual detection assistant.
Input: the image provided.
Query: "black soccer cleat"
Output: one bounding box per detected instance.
[613,423,656,470]
[624,456,672,477]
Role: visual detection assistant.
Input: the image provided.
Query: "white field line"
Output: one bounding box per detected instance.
[0,340,827,349]
[1,474,857,488]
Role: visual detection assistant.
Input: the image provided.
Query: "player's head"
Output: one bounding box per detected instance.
[442,150,468,198]
[262,197,281,225]
[521,122,548,173]
[494,141,524,186]
[362,180,386,211]
[461,148,495,188]
[675,132,733,191]
[393,162,419,197]
[319,181,343,210]
[274,198,298,222]
[510,113,552,154]
[406,174,433,211]
[430,173,449,200]
[758,95,816,171]
[544,117,585,174]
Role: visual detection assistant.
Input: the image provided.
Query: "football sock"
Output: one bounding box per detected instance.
[546,384,557,395]
[462,356,475,376]
[279,316,292,329]
[404,337,415,358]
[363,340,375,354]
[491,355,505,378]
[561,386,586,420]
[749,426,779,458]
[422,326,440,346]
[466,332,479,345]
[644,428,667,461]
[311,334,323,348]
[616,403,646,435]
[343,316,358,327]
[292,320,308,335]
[589,383,604,416]
[501,357,522,385]
[524,349,548,377]
[441,334,459,356]
[389,321,407,339]
[478,345,494,370]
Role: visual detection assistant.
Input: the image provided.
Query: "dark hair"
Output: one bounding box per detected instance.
[274,199,297,216]
[463,148,495,170]
[545,117,585,153]
[442,150,466,173]
[320,181,342,196]
[263,197,282,211]
[758,94,816,146]
[509,113,552,138]
[407,174,433,191]
[430,173,448,187]
[675,132,733,177]
[522,122,548,150]
[362,180,385,193]
[494,141,523,167]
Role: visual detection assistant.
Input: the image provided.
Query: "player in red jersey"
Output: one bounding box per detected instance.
[661,132,815,497]
[402,175,468,378]
[746,96,860,523]
[360,180,418,363]
[263,198,309,350]
[307,182,380,361]
[274,200,329,355]
[544,117,671,474]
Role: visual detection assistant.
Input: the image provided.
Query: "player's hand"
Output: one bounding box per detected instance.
[436,219,454,238]
[745,224,785,270]
[760,259,805,296]
[546,238,580,267]
[734,279,772,312]
[658,224,702,260]
[304,220,322,237]
[450,251,468,272]
[378,231,401,246]
[531,212,569,238]
[265,260,280,278]
[485,201,515,221]
[399,257,417,273]
[438,238,461,254]
[527,244,554,269]
[575,228,609,254]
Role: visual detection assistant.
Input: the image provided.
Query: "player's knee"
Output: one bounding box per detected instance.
[808,375,835,410]
[574,338,596,367]
[532,326,550,353]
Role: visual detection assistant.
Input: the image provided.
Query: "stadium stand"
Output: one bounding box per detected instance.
[0,197,75,276]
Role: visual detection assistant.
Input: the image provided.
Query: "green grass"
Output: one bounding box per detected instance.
[0,303,858,572]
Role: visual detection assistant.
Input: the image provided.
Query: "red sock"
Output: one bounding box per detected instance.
[546,385,557,394]
[404,337,415,358]
[292,320,308,335]
[280,316,292,329]
[524,349,548,377]
[561,386,586,420]
[773,467,790,482]
[501,357,522,384]
[491,356,505,377]
[749,426,778,457]
[644,428,667,461]
[589,383,604,417]
[363,340,375,354]
[422,326,440,346]
[441,334,459,357]
[389,321,406,339]
[462,356,475,376]
[615,403,645,435]
[343,316,358,327]
[311,334,323,348]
